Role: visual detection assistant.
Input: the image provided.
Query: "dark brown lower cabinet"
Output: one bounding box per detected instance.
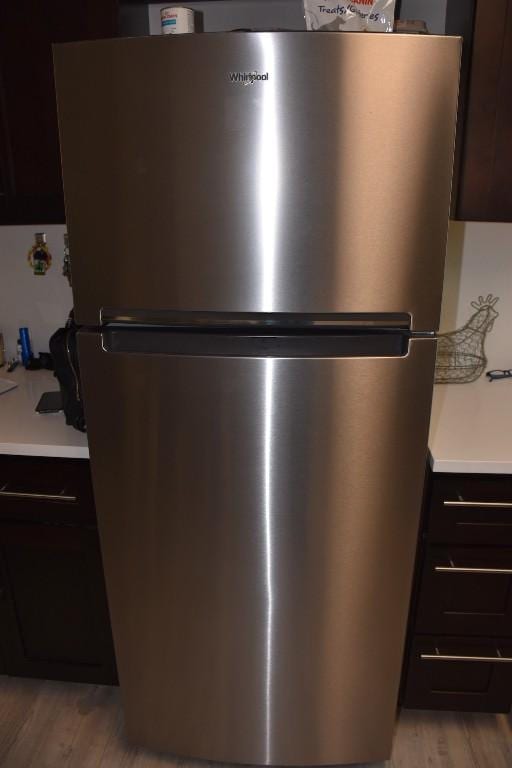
[0,455,117,685]
[404,636,512,713]
[402,469,512,712]
[416,546,512,637]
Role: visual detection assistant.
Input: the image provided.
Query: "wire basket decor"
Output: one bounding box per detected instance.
[435,295,499,384]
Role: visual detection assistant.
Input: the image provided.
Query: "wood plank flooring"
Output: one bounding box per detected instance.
[0,676,511,768]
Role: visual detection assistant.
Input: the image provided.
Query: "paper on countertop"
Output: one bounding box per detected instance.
[0,379,18,396]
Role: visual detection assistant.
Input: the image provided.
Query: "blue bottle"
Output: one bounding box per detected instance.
[19,327,32,367]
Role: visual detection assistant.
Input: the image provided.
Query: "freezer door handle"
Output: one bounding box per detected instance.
[99,308,412,331]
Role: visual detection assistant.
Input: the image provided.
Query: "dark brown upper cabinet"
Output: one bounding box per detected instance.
[0,1,119,225]
[447,0,512,222]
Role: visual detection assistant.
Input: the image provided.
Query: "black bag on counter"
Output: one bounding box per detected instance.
[49,313,86,433]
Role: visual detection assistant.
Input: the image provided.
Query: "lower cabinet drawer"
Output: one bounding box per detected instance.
[403,636,512,713]
[0,456,95,525]
[429,474,512,546]
[416,546,512,636]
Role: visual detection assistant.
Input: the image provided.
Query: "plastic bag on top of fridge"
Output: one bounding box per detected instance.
[303,1,397,32]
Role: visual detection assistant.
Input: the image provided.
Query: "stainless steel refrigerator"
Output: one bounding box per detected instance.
[54,32,460,766]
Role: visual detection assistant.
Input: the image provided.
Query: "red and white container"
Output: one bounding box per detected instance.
[161,7,195,35]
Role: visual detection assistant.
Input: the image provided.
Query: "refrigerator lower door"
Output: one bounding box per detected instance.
[79,330,435,766]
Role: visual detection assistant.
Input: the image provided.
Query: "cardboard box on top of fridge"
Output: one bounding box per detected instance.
[303,1,397,32]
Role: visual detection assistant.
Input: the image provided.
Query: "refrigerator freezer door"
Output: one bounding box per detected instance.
[79,330,436,765]
[55,33,460,331]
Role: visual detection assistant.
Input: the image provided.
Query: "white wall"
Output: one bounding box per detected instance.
[399,0,447,34]
[0,226,72,360]
[0,221,509,368]
[441,222,512,369]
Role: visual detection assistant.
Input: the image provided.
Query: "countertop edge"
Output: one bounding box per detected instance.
[429,451,512,475]
[0,442,90,459]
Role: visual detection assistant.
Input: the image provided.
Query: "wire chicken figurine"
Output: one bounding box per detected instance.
[435,295,500,384]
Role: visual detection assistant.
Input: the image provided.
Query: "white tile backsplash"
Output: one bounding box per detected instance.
[0,226,72,360]
[441,222,512,369]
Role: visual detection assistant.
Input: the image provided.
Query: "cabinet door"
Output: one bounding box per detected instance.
[0,522,116,684]
[0,455,96,526]
[0,89,8,222]
[447,0,512,221]
[416,546,512,637]
[404,636,512,713]
[0,1,118,224]
[428,473,512,547]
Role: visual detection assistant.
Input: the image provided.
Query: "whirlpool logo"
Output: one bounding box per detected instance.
[229,71,269,86]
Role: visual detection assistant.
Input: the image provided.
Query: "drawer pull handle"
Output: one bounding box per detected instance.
[421,649,512,664]
[0,489,77,503]
[444,500,512,509]
[435,565,512,575]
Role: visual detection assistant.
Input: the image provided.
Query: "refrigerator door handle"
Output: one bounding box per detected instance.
[99,326,411,360]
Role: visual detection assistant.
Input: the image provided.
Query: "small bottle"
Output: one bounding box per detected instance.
[63,232,72,286]
[19,328,33,367]
[16,339,22,363]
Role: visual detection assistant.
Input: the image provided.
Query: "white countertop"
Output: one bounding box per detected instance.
[0,367,89,459]
[0,368,510,472]
[429,376,512,474]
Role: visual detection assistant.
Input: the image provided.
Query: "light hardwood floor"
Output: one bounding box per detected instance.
[0,676,511,768]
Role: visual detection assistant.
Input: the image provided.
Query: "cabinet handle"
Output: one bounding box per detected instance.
[421,650,512,664]
[0,489,77,503]
[435,565,512,575]
[444,500,512,509]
